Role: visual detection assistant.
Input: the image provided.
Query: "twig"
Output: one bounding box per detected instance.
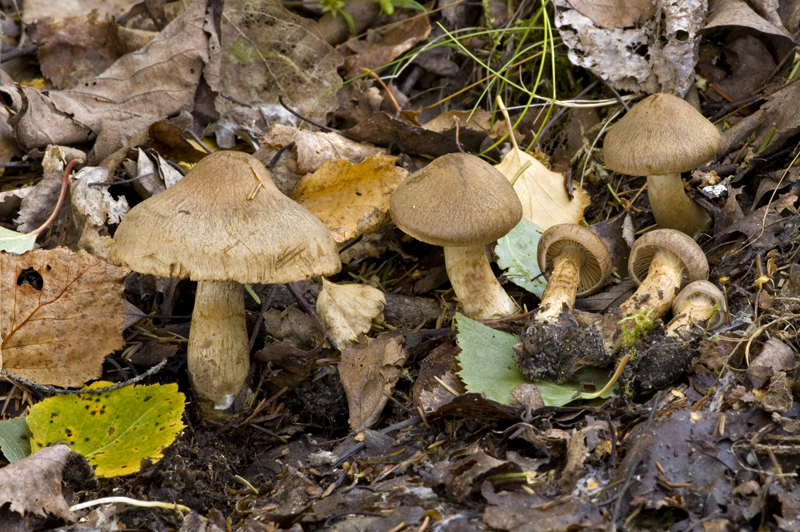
[0,359,168,396]
[332,416,421,468]
[286,282,339,351]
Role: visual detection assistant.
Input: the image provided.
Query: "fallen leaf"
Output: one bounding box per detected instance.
[317,279,386,347]
[0,417,32,462]
[69,166,131,259]
[495,217,547,297]
[0,248,126,387]
[291,154,408,243]
[495,146,589,228]
[566,0,655,29]
[210,0,343,127]
[28,382,186,477]
[338,331,407,431]
[263,123,384,175]
[0,444,74,522]
[0,227,37,255]
[343,15,431,79]
[22,0,139,24]
[2,0,214,163]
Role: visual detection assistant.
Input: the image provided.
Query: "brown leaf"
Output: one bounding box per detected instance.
[35,12,154,90]
[338,331,407,431]
[0,248,126,387]
[291,154,408,243]
[316,280,386,347]
[343,15,431,79]
[2,0,213,163]
[566,0,655,29]
[210,0,343,127]
[0,445,74,522]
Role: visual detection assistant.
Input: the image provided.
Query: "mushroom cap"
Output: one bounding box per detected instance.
[628,229,708,287]
[390,153,523,247]
[537,224,612,297]
[604,93,721,176]
[109,151,341,283]
[673,280,727,328]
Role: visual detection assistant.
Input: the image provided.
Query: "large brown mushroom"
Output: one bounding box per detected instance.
[390,153,523,320]
[109,151,341,417]
[604,93,721,238]
[514,224,612,382]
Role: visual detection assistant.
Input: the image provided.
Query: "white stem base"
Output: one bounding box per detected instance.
[444,245,517,320]
[188,280,250,415]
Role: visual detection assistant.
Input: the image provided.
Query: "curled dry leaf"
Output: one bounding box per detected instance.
[263,123,384,175]
[495,147,588,228]
[69,166,130,259]
[0,248,126,387]
[1,0,213,163]
[291,153,408,243]
[338,331,407,431]
[317,279,386,347]
[0,444,74,523]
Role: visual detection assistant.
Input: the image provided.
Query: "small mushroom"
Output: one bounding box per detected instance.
[666,280,727,339]
[514,224,612,382]
[604,93,721,238]
[109,151,341,417]
[390,153,523,320]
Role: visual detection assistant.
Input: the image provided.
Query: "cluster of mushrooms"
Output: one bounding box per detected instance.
[106,91,727,417]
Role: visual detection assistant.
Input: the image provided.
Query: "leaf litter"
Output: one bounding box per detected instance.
[1,0,800,530]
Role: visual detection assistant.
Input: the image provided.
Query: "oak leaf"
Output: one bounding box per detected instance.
[0,248,126,387]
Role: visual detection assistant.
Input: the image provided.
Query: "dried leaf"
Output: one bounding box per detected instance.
[211,0,343,126]
[0,248,126,387]
[495,147,588,228]
[22,0,140,24]
[317,279,386,347]
[566,0,655,29]
[3,0,213,163]
[263,123,384,175]
[343,15,431,79]
[291,154,408,243]
[0,444,74,522]
[338,332,407,431]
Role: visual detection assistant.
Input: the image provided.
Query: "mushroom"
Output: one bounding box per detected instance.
[390,153,523,320]
[598,228,709,355]
[604,93,721,238]
[514,224,612,382]
[109,151,341,417]
[666,280,727,339]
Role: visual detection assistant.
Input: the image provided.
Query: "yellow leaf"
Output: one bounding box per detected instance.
[291,154,408,243]
[317,279,386,347]
[495,146,590,229]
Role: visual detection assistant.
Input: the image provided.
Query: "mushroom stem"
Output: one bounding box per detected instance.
[647,174,710,238]
[188,280,250,414]
[618,248,685,321]
[536,245,584,322]
[443,245,517,320]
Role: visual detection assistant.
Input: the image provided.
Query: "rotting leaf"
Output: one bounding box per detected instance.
[0,248,126,387]
[1,0,213,163]
[495,146,589,229]
[27,382,186,478]
[317,279,386,347]
[566,0,655,29]
[291,154,408,243]
[0,444,74,522]
[343,15,431,79]
[338,331,407,431]
[211,0,343,126]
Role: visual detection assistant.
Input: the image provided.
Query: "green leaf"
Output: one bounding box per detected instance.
[455,314,616,406]
[455,313,526,404]
[0,226,36,255]
[0,417,32,462]
[27,382,185,477]
[495,218,547,297]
